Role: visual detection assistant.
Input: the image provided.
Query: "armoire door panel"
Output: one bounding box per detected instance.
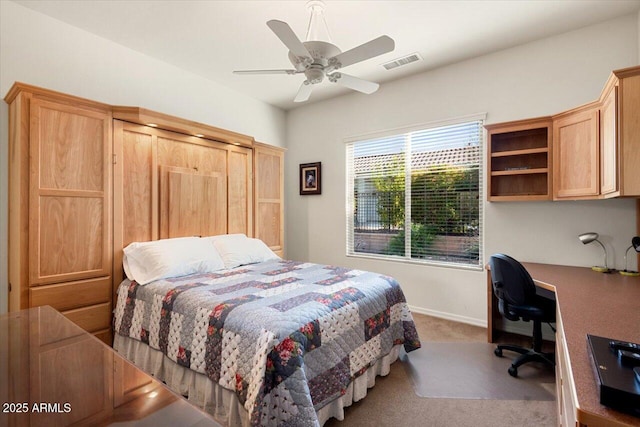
[228,149,252,235]
[253,144,284,253]
[122,128,155,244]
[29,98,112,286]
[37,103,105,192]
[113,121,158,289]
[35,196,105,280]
[257,202,282,250]
[257,152,281,200]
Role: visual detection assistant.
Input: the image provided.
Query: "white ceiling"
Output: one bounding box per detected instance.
[13,0,640,110]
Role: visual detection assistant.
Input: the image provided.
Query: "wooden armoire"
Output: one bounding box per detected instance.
[253,142,285,258]
[5,83,285,344]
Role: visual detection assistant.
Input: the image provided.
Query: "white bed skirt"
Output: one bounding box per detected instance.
[113,335,401,426]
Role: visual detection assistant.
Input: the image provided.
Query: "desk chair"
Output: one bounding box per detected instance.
[489,253,556,377]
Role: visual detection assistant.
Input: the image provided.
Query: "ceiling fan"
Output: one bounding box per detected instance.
[233,0,395,103]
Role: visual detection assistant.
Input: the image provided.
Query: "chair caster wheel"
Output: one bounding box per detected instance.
[494,348,503,357]
[508,366,518,377]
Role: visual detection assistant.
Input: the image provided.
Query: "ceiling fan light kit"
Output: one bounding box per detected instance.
[233,0,395,103]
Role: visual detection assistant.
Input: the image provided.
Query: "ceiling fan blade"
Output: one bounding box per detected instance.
[330,35,395,70]
[233,69,299,75]
[267,20,312,59]
[294,81,314,103]
[329,73,379,94]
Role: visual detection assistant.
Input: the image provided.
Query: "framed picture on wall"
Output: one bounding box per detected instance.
[299,162,321,195]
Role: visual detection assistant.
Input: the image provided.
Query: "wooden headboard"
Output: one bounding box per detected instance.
[112,120,253,286]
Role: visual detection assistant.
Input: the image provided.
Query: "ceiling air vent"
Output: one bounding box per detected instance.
[382,53,422,70]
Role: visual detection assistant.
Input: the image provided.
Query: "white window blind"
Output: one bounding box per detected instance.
[346,119,483,268]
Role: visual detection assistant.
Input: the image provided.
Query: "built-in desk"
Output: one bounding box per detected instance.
[487,263,640,427]
[0,305,222,427]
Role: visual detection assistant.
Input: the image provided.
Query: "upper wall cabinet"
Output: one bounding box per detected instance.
[486,118,552,201]
[552,104,600,200]
[486,65,640,201]
[616,68,640,196]
[553,67,640,200]
[599,80,618,197]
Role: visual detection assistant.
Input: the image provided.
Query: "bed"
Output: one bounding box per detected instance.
[112,236,420,426]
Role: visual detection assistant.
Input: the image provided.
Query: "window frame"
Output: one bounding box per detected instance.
[345,113,486,271]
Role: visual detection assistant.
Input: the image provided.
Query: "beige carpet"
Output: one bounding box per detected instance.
[402,342,556,400]
[324,313,557,427]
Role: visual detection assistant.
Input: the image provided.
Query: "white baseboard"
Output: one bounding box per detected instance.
[408,305,555,341]
[408,305,487,328]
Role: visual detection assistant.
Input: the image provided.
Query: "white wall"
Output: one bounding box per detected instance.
[285,14,639,326]
[0,1,287,314]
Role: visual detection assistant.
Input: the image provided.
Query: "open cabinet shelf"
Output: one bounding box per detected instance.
[486,118,552,201]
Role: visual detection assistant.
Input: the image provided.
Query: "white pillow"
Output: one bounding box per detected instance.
[211,236,280,268]
[123,237,225,285]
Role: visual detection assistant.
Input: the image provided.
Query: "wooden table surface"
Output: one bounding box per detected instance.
[0,305,222,427]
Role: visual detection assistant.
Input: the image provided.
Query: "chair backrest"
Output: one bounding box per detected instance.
[489,254,537,317]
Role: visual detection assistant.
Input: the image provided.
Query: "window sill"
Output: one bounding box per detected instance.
[346,253,484,272]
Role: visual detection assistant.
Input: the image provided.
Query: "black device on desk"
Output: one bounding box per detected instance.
[587,334,640,416]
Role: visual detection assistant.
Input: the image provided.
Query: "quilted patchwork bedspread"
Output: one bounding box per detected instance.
[114,259,420,426]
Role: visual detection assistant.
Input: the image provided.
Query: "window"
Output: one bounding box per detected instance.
[346,117,483,268]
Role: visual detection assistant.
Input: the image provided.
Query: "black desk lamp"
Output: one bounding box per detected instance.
[578,232,611,273]
[620,236,640,276]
